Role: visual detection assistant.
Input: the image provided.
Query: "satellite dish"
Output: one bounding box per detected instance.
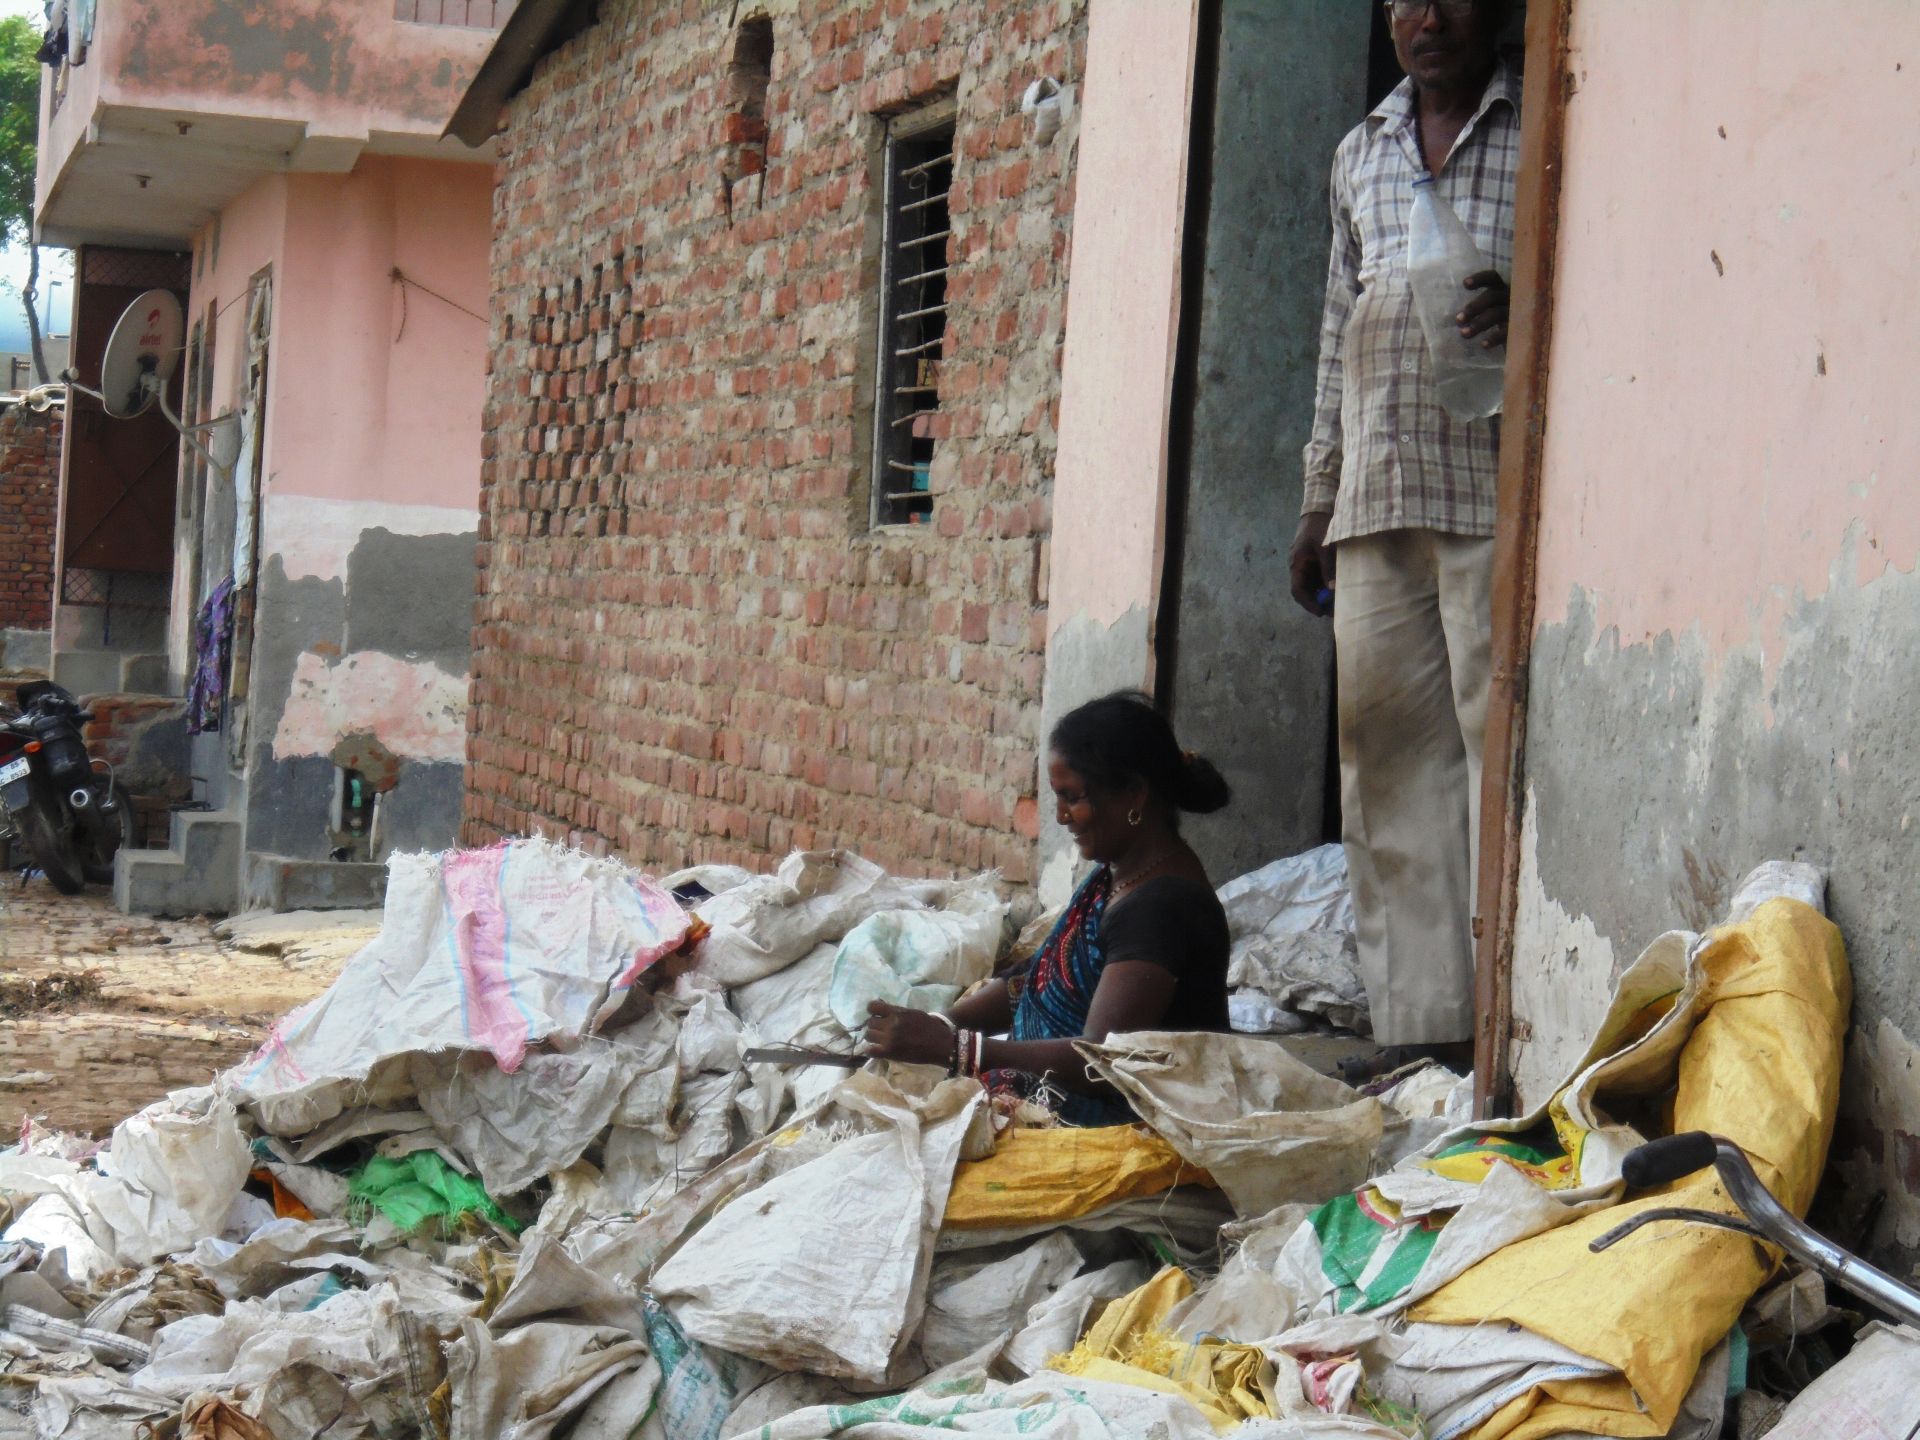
[98,288,184,419]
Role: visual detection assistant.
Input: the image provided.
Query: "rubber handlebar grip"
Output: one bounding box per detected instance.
[1620,1131,1717,1190]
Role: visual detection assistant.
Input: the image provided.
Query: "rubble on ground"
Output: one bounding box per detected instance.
[0,841,1892,1439]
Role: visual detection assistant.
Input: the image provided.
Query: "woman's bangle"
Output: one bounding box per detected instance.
[972,1031,985,1077]
[930,1012,958,1034]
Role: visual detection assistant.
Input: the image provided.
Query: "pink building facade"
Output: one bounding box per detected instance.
[34,0,502,912]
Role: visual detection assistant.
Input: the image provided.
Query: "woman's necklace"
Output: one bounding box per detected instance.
[1111,842,1179,898]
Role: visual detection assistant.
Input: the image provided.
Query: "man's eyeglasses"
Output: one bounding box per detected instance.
[1385,0,1480,21]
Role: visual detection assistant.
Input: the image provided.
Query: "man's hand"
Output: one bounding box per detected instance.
[1458,270,1510,349]
[1289,512,1335,618]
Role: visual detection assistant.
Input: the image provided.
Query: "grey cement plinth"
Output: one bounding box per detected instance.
[243,853,388,913]
[0,629,50,672]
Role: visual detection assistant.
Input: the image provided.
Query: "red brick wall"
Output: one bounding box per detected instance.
[0,405,61,633]
[462,0,1085,884]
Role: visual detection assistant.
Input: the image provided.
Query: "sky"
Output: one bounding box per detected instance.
[0,0,73,357]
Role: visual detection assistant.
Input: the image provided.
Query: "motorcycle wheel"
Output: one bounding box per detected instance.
[80,781,136,885]
[17,793,85,895]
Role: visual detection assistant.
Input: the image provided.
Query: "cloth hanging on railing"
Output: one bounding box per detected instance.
[186,575,236,736]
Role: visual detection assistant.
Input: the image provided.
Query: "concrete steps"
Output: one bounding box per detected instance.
[114,806,243,916]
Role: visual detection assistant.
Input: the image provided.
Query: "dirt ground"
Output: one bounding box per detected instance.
[0,879,375,1138]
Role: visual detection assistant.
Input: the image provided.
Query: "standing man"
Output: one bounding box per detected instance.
[1290,0,1518,1078]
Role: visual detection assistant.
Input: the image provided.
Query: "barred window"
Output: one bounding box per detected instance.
[869,103,955,528]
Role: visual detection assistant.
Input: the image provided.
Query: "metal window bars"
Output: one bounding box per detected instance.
[871,114,955,527]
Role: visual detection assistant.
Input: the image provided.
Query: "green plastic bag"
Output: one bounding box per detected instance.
[347,1150,520,1235]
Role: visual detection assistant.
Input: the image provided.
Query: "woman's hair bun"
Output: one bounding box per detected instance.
[1174,751,1231,815]
[1049,690,1233,816]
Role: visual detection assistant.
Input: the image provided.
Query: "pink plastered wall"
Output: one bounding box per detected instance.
[1046,0,1201,642]
[1534,0,1920,664]
[273,157,491,510]
[39,0,495,224]
[167,156,489,680]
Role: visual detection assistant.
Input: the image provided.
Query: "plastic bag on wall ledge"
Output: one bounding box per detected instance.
[693,850,946,987]
[1076,1032,1381,1218]
[1219,846,1368,1034]
[1217,844,1351,940]
[826,879,1008,1031]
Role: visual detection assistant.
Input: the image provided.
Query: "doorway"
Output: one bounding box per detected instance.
[1160,0,1529,885]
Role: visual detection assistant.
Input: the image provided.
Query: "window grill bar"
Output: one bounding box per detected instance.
[896,229,951,252]
[898,151,952,181]
[895,266,950,289]
[883,491,934,503]
[896,302,948,323]
[892,385,938,396]
[885,460,925,473]
[894,337,945,358]
[899,190,951,214]
[890,407,937,429]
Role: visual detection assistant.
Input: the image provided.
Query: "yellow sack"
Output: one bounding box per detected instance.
[1413,898,1849,1440]
[941,1123,1215,1230]
[1051,1266,1273,1432]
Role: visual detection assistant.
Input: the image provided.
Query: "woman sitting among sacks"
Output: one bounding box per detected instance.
[864,690,1232,1125]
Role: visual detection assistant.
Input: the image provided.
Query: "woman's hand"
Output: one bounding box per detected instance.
[863,1000,955,1068]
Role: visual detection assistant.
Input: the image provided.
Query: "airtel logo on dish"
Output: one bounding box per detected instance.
[138,308,165,346]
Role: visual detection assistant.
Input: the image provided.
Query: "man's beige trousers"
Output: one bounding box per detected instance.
[1332,529,1494,1046]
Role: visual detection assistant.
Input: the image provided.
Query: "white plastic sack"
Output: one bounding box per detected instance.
[4,1093,253,1283]
[826,882,1006,1031]
[652,1076,980,1382]
[1766,1324,1920,1440]
[917,1232,1083,1372]
[1231,932,1369,1035]
[226,839,690,1137]
[4,1191,118,1288]
[694,850,938,987]
[1228,990,1310,1035]
[743,1370,1407,1440]
[1077,1032,1382,1217]
[446,1318,657,1440]
[131,1283,446,1399]
[1218,846,1367,1034]
[1218,844,1350,936]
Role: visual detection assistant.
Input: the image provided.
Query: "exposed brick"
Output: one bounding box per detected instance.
[0,406,60,635]
[461,0,1085,879]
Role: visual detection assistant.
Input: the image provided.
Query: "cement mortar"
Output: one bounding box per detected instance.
[1517,561,1920,1263]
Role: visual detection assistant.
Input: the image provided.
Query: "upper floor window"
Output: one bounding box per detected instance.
[870,103,954,529]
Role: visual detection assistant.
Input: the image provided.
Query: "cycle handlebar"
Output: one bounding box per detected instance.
[1620,1131,1718,1190]
[1605,1131,1920,1328]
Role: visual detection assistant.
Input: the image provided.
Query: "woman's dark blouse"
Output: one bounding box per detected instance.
[1100,873,1231,1031]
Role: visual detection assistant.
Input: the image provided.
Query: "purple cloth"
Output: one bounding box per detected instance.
[186,575,236,735]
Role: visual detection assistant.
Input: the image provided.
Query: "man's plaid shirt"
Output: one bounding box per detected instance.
[1302,64,1522,543]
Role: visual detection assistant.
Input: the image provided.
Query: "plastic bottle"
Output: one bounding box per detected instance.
[1406,176,1506,421]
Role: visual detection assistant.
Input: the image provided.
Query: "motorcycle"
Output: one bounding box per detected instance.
[0,681,135,894]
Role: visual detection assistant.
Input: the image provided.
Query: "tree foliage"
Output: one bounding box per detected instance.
[0,16,38,248]
[0,16,44,380]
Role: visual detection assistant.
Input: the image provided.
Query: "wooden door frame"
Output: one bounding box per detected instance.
[1472,0,1574,1117]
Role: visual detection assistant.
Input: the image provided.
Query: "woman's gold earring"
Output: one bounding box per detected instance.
[1127,808,1142,827]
